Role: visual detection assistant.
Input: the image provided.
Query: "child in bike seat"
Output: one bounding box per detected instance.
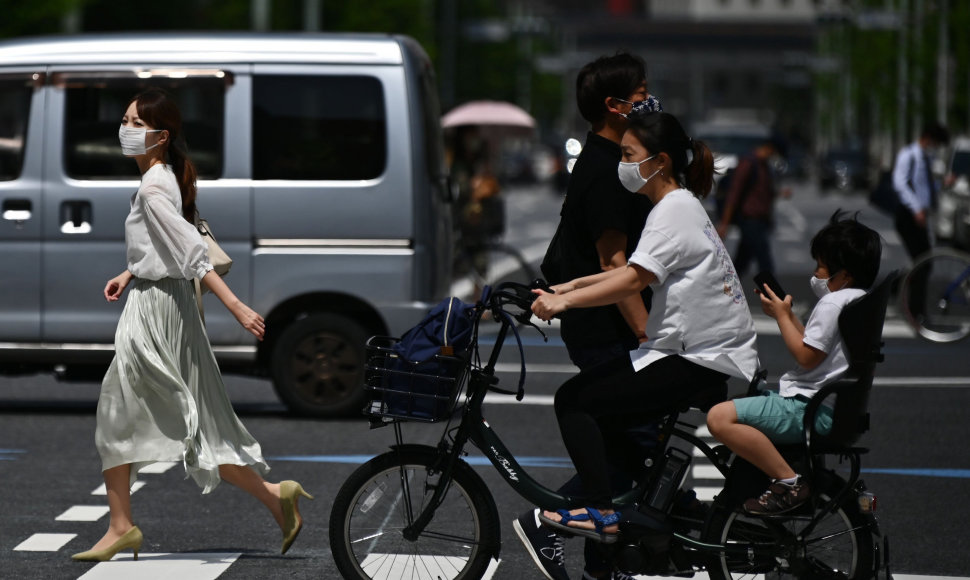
[707,211,882,515]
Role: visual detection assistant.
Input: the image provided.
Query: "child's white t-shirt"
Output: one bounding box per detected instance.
[627,189,759,381]
[778,287,866,399]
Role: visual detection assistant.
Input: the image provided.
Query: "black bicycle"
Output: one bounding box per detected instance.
[329,280,894,579]
[898,247,970,342]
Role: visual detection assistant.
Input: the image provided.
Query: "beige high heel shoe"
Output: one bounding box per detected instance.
[279,480,313,554]
[71,526,143,562]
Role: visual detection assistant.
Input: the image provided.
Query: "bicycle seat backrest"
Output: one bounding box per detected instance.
[806,271,898,452]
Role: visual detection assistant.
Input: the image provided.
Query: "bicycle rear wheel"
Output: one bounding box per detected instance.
[704,489,874,579]
[329,446,500,580]
[899,248,970,342]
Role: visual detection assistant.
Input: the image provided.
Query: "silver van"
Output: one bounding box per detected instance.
[0,33,453,416]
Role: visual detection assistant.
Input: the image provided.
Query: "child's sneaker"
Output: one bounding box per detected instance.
[743,477,811,515]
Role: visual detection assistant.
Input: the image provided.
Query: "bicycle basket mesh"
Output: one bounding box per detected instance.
[363,336,469,422]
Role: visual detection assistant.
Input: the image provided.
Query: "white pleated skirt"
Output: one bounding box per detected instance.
[95,277,269,493]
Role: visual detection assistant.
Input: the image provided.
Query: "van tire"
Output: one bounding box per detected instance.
[271,313,369,417]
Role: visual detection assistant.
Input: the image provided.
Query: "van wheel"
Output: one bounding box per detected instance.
[271,313,368,417]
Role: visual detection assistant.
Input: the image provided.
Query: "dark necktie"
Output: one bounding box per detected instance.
[923,153,937,208]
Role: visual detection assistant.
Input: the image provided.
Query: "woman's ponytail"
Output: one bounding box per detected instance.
[169,137,198,222]
[684,139,714,199]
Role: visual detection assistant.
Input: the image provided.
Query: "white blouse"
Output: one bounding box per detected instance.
[125,164,213,281]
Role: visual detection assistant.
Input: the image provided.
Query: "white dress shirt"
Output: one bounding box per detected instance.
[893,142,936,214]
[125,163,213,281]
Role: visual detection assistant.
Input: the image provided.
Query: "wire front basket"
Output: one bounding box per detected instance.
[363,336,471,422]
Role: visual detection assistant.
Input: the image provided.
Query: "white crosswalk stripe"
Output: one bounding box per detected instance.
[13,533,76,551]
[76,553,240,580]
[56,505,110,522]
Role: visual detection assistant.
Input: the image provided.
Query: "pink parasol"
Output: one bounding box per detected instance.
[441,100,536,129]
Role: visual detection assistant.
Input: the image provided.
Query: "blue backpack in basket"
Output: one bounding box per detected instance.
[382,297,479,418]
[393,297,477,363]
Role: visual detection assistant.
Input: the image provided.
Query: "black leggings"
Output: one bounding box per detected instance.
[554,354,728,509]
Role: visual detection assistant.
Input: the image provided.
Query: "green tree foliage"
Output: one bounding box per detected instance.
[0,0,89,38]
[0,0,559,125]
[817,0,970,145]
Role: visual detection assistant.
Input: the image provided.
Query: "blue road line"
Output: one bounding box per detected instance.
[270,454,970,479]
[0,449,26,460]
[861,467,970,479]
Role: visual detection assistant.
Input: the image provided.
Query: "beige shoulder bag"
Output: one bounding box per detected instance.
[193,214,233,322]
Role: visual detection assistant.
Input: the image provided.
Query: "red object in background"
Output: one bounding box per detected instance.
[608,0,633,15]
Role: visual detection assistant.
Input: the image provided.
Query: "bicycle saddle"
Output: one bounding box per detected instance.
[677,381,728,413]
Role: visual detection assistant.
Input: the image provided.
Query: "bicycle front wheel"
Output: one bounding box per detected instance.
[329,446,500,580]
[899,248,970,342]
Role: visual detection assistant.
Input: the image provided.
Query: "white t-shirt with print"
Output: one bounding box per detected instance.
[627,188,759,381]
[779,287,866,398]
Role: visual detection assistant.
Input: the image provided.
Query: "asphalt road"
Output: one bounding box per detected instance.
[2,181,969,579]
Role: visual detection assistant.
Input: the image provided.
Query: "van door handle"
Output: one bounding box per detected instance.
[2,199,32,223]
[60,200,92,234]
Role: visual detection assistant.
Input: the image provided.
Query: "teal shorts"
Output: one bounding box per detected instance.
[733,390,833,446]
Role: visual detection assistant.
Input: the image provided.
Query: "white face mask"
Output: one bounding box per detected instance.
[617,154,659,193]
[119,125,162,156]
[809,275,831,298]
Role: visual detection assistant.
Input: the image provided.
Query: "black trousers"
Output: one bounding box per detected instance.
[554,354,727,508]
[895,207,932,315]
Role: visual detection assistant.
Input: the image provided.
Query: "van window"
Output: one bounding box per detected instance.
[0,75,33,181]
[253,75,386,180]
[63,78,225,180]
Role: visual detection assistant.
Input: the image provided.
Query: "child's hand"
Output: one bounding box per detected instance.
[757,283,792,320]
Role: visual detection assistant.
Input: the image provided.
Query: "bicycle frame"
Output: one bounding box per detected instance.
[394,309,735,545]
[941,263,970,308]
[388,287,880,570]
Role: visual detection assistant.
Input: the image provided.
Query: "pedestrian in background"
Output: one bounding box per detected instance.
[447,125,505,283]
[716,137,790,278]
[72,89,311,563]
[892,122,950,318]
[524,51,656,580]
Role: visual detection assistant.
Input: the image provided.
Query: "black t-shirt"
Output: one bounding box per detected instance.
[556,132,652,349]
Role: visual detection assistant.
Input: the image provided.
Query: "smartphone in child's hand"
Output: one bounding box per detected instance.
[754,271,786,298]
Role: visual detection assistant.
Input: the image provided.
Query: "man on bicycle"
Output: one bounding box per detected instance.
[526,51,655,580]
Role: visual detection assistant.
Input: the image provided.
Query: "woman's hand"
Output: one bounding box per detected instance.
[531,290,568,321]
[549,281,575,294]
[104,271,133,302]
[757,283,792,320]
[231,302,266,341]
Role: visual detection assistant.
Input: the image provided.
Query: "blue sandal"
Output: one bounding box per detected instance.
[538,507,620,544]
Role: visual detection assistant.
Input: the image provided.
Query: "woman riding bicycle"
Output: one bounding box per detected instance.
[525,111,759,549]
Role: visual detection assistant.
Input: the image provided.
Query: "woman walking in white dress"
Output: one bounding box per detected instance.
[72,89,311,562]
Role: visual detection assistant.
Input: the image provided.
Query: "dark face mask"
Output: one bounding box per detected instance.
[617,94,664,118]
